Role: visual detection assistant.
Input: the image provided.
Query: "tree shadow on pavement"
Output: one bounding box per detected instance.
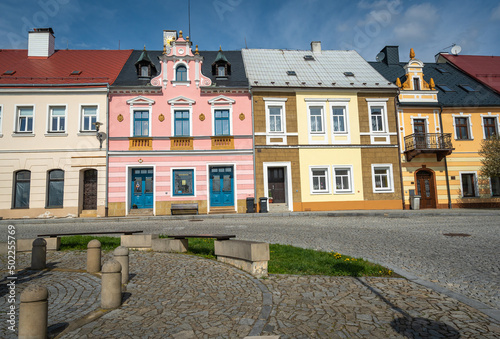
[355,278,461,338]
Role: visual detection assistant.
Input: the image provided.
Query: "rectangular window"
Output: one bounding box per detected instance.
[218,66,225,76]
[372,164,394,193]
[311,168,329,193]
[47,169,64,208]
[491,177,500,196]
[461,173,477,197]
[332,106,347,133]
[483,117,497,139]
[214,109,230,136]
[81,106,97,131]
[14,171,30,208]
[133,111,149,137]
[174,110,190,136]
[370,106,385,132]
[413,78,420,90]
[49,106,66,132]
[173,169,194,196]
[269,106,283,133]
[455,117,470,140]
[309,106,324,133]
[334,167,353,193]
[17,106,34,132]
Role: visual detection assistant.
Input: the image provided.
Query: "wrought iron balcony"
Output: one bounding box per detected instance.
[404,133,453,162]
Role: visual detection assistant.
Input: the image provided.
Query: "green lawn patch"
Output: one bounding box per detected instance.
[61,236,394,277]
[60,235,120,251]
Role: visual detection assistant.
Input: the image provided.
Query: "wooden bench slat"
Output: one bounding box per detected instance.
[171,203,199,215]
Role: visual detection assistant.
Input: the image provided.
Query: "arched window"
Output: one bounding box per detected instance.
[47,169,64,208]
[176,65,187,81]
[13,170,30,208]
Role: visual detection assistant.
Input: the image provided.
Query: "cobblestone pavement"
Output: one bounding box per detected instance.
[3,210,499,314]
[1,250,499,338]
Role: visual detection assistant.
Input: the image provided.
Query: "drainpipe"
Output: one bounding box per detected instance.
[394,94,406,210]
[438,104,452,209]
[250,85,257,204]
[105,84,110,217]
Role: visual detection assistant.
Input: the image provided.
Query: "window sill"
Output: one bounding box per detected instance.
[171,81,191,86]
[46,206,63,209]
[311,191,331,195]
[45,133,68,137]
[334,191,354,194]
[373,189,394,194]
[78,132,96,136]
[456,138,474,141]
[12,133,35,137]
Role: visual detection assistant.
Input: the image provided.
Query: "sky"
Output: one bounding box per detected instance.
[1,0,500,63]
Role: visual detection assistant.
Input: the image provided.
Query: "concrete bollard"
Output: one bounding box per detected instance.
[31,238,47,270]
[87,239,102,273]
[113,246,129,284]
[101,259,122,309]
[19,284,48,339]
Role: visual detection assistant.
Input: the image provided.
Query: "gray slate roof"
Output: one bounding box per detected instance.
[242,49,396,89]
[369,60,500,107]
[113,50,247,88]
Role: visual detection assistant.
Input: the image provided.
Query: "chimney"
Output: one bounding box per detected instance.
[378,46,399,65]
[28,28,55,58]
[311,41,321,53]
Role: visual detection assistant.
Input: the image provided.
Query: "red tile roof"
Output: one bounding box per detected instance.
[441,54,500,94]
[0,49,133,85]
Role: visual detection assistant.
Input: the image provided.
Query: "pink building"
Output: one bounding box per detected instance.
[108,31,254,216]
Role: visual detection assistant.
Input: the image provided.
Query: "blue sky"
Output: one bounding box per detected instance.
[1,0,500,63]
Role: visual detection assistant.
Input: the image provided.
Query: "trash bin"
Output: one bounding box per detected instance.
[259,197,268,213]
[413,195,421,210]
[246,197,255,213]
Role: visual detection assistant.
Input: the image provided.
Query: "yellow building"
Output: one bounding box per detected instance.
[371,46,500,208]
[243,43,402,212]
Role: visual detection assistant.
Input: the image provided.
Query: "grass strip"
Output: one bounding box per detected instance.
[60,236,394,277]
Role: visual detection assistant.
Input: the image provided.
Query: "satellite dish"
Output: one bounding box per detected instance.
[376,52,385,62]
[451,45,462,55]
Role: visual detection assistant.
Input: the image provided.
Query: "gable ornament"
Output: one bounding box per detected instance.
[199,113,205,121]
[239,113,245,121]
[158,113,165,122]
[117,114,124,122]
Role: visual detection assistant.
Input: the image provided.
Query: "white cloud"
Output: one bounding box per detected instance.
[393,3,439,41]
[491,4,500,21]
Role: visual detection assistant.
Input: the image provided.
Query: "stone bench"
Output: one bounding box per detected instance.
[170,203,199,215]
[214,240,270,278]
[120,234,159,250]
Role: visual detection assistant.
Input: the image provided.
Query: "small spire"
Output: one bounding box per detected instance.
[219,45,222,51]
[410,48,415,59]
[143,45,146,51]
[396,77,402,88]
[195,45,199,55]
[186,36,190,42]
[429,78,435,90]
[179,30,183,39]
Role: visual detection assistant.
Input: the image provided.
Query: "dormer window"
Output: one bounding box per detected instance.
[135,46,156,79]
[141,66,149,77]
[413,78,420,90]
[212,47,231,78]
[176,65,187,81]
[218,65,226,76]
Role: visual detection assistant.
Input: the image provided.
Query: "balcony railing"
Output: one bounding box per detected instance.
[404,133,453,161]
[129,137,152,151]
[171,137,193,150]
[211,136,234,150]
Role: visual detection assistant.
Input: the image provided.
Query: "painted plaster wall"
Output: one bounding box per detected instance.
[0,90,107,218]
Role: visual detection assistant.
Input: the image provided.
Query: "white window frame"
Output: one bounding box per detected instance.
[170,167,197,198]
[80,104,99,132]
[0,104,3,136]
[368,102,388,133]
[481,113,499,139]
[333,165,354,194]
[172,61,190,86]
[264,98,288,145]
[15,105,35,133]
[371,164,394,193]
[47,105,67,133]
[331,103,349,134]
[212,106,233,136]
[452,113,473,140]
[459,171,478,197]
[412,77,421,91]
[308,104,325,134]
[309,166,331,194]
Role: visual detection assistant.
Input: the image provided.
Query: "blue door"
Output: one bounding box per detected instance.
[131,168,153,209]
[210,166,234,207]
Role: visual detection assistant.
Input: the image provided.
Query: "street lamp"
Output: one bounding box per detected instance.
[93,122,105,149]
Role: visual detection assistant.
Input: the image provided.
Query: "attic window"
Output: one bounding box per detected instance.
[3,70,16,75]
[70,70,82,75]
[460,84,477,92]
[287,71,297,76]
[304,55,315,61]
[437,84,454,92]
[436,67,449,74]
[344,72,354,77]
